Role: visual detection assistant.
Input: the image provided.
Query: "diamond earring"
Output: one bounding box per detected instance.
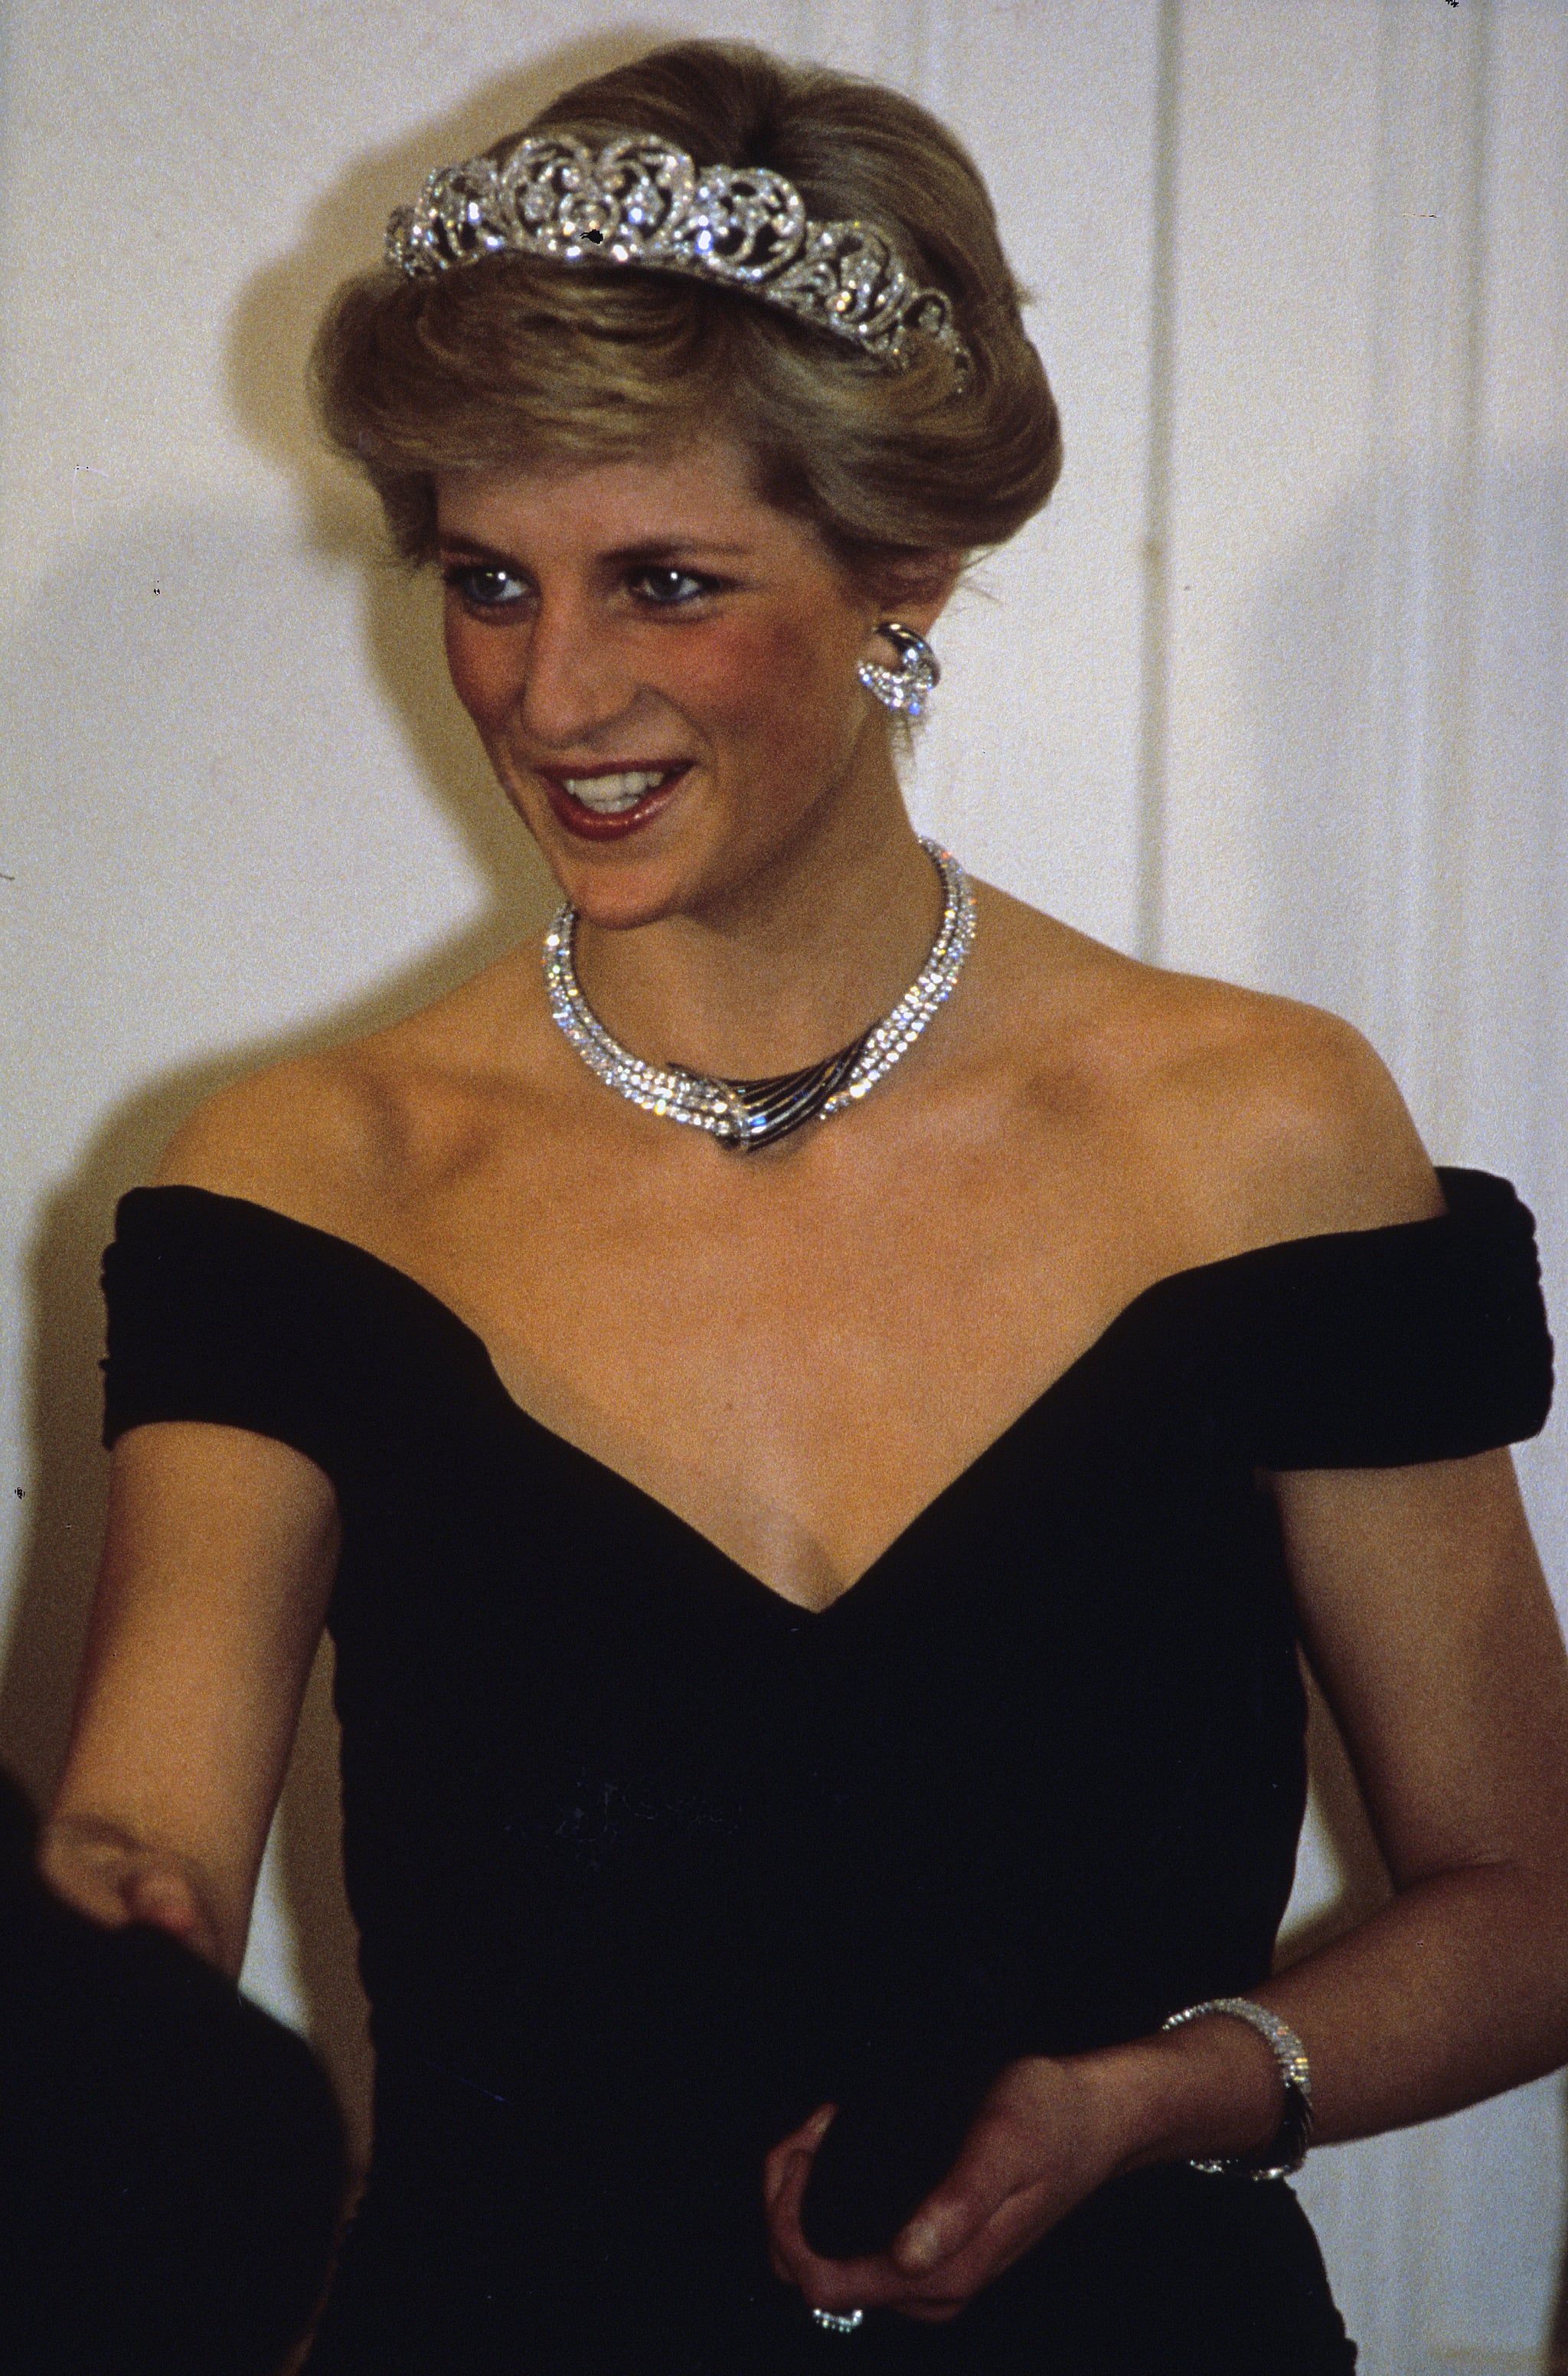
[857,621,941,719]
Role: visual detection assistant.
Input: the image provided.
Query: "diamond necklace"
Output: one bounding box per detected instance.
[543,838,975,1152]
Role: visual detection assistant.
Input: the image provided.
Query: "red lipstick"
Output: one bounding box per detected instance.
[537,762,691,842]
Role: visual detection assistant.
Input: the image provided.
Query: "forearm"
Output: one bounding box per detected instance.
[41,1421,339,1985]
[771,1863,1568,2316]
[1087,1860,1568,2175]
[1265,1861,1568,2137]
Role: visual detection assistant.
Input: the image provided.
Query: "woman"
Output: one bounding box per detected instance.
[39,38,1568,2374]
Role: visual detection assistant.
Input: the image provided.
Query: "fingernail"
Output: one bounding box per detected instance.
[898,2216,949,2271]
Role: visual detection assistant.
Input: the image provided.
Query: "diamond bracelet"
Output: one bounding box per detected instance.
[1159,1996,1314,2179]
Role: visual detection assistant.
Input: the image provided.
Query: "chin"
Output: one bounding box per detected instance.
[544,850,694,933]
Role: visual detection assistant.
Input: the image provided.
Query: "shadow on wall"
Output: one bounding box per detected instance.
[0,26,666,2166]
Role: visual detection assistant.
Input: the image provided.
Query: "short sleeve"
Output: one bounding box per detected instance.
[1194,1167,1553,1469]
[101,1186,381,1482]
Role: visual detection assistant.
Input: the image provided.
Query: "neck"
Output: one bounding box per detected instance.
[567,794,946,1081]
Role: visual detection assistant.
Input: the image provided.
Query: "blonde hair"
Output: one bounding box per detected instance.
[312,41,1062,597]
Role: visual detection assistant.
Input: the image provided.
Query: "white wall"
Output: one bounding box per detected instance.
[3,5,1564,2368]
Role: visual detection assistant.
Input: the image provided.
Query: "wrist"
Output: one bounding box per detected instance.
[1161,1999,1312,2177]
[1067,2012,1289,2180]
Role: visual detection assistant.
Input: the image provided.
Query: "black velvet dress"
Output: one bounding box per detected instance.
[100,1168,1553,2374]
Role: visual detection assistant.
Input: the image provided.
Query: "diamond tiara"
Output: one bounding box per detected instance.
[385,132,972,384]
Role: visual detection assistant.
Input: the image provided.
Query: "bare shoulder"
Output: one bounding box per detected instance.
[973,886,1446,1257]
[152,1048,390,1217]
[152,951,538,1227]
[1136,968,1446,1249]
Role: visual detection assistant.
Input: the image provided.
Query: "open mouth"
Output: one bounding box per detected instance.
[559,766,680,815]
[541,763,691,836]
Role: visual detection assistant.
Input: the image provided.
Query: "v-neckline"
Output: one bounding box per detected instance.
[122,1179,1475,1623]
[492,1314,1119,1625]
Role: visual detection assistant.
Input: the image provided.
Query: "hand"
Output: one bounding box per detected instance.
[38,1814,227,1966]
[763,2054,1129,2325]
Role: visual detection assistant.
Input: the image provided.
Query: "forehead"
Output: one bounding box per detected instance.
[435,437,804,559]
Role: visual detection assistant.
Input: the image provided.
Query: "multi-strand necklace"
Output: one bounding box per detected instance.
[543,838,975,1152]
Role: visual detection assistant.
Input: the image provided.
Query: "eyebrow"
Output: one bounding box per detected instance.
[436,534,754,566]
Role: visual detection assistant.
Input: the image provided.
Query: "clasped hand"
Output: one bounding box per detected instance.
[763,2054,1125,2326]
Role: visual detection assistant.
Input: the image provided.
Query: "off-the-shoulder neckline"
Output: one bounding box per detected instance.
[110,1171,1512,1619]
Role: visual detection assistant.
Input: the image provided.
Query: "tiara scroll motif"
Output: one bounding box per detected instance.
[385,133,972,384]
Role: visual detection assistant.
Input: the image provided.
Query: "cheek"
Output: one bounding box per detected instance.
[443,606,515,731]
[691,613,861,754]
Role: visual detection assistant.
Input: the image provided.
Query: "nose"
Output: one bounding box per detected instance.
[518,593,640,750]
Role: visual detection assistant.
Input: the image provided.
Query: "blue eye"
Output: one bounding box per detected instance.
[630,567,713,606]
[443,564,527,610]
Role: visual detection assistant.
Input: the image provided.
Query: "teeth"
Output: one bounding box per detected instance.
[560,768,673,813]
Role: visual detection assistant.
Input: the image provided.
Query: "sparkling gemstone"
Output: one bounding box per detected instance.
[543,843,969,1148]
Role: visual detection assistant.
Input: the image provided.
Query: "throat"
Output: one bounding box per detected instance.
[546,841,974,1151]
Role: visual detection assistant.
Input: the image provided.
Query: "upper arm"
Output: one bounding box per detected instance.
[1273,1451,1568,1898]
[47,1418,340,1976]
[1174,991,1568,1892]
[47,1061,384,1972]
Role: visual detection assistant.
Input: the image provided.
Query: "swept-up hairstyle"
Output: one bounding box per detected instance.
[312,40,1062,598]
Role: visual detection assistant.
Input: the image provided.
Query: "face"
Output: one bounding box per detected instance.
[436,439,914,930]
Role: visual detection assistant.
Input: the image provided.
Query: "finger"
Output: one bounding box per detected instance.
[808,2245,977,2322]
[766,2116,832,2273]
[127,1868,208,1944]
[764,2133,916,2316]
[763,2100,1044,2324]
[892,2162,1007,2273]
[768,2103,836,2169]
[765,2106,840,2284]
[763,2104,835,2217]
[769,2163,952,2318]
[899,2187,1057,2289]
[127,1871,229,1968]
[891,2100,1048,2276]
[893,2138,1090,2312]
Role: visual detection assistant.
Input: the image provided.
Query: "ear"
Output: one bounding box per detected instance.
[863,550,965,641]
